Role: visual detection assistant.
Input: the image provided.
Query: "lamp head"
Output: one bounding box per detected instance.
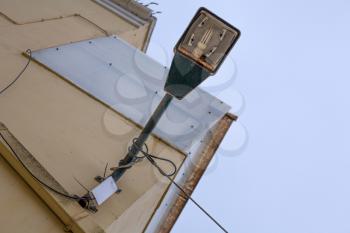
[176,7,241,74]
[165,7,240,99]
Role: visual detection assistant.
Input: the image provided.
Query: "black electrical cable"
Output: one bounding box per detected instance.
[131,138,177,177]
[0,49,94,202]
[0,132,94,202]
[131,138,229,233]
[0,49,32,96]
[0,49,77,198]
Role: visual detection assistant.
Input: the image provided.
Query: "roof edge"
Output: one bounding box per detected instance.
[93,0,157,51]
[146,113,237,233]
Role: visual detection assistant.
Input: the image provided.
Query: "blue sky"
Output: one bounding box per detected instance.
[146,0,350,232]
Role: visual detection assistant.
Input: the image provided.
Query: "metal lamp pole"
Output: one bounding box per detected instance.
[111,7,241,183]
[87,7,240,210]
[111,93,173,182]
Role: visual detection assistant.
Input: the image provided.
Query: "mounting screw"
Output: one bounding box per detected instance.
[63,225,72,232]
[88,206,98,213]
[94,176,105,183]
[116,189,122,194]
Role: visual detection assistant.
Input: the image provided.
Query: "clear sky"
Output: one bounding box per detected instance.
[146,0,350,232]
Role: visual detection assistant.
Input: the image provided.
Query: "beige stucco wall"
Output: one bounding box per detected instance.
[0,1,184,233]
[0,155,65,233]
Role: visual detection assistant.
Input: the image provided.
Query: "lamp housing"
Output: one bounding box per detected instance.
[165,7,240,99]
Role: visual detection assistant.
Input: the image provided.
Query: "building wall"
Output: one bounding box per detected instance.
[0,155,65,233]
[0,1,185,233]
[0,0,155,50]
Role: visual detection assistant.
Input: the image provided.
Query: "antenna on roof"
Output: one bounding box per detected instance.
[145,2,159,7]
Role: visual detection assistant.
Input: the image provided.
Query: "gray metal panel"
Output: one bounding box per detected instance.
[31,36,230,155]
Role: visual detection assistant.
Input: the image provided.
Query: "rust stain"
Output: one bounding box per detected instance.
[158,113,236,233]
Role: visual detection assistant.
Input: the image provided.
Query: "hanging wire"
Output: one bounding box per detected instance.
[0,49,32,96]
[110,138,177,175]
[0,131,94,203]
[128,138,229,233]
[0,49,95,204]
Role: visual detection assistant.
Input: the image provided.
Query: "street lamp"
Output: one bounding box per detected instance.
[165,7,241,99]
[89,7,240,207]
